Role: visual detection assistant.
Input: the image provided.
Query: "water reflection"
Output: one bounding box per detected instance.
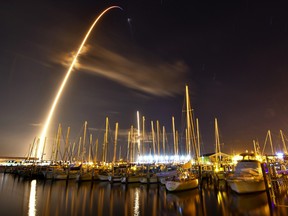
[134,188,140,216]
[166,189,202,215]
[0,174,287,215]
[228,191,270,215]
[28,180,37,216]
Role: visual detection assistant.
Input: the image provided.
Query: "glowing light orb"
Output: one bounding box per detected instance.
[38,6,123,159]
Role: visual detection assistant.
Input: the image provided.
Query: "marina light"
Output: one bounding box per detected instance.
[38,6,123,159]
[136,154,192,164]
[232,154,242,163]
[276,152,284,159]
[154,155,159,162]
[148,154,153,162]
[185,155,191,161]
[138,155,143,162]
[174,155,180,162]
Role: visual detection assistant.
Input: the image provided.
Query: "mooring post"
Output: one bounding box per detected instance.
[199,165,202,189]
[261,161,274,214]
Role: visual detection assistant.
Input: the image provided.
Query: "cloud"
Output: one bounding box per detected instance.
[30,123,42,127]
[71,44,189,97]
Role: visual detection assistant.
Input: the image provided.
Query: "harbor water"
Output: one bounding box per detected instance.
[1,173,288,216]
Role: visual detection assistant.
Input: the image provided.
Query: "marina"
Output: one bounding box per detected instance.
[2,1,288,215]
[1,168,288,216]
[1,83,288,215]
[1,149,288,215]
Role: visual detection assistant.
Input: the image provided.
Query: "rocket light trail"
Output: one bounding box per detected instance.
[38,6,123,159]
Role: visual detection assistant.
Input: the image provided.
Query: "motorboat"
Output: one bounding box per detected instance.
[227,153,267,194]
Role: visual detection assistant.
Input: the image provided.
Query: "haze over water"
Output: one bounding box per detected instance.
[1,173,288,216]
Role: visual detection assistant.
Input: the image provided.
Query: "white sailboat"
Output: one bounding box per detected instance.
[165,85,199,192]
[165,170,198,192]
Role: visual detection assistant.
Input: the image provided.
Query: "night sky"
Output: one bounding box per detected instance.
[1,0,288,158]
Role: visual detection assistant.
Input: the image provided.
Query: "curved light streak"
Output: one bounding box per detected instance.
[38,6,123,159]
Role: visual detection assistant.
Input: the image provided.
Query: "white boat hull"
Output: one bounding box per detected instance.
[108,175,122,183]
[227,178,266,194]
[165,179,198,192]
[227,158,267,194]
[98,174,109,181]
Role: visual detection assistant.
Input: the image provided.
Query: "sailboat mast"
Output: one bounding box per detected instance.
[142,116,145,155]
[88,133,92,163]
[172,116,176,156]
[185,128,189,155]
[162,126,166,156]
[215,118,221,169]
[176,130,179,156]
[127,131,131,162]
[151,121,156,156]
[157,120,160,155]
[280,130,288,154]
[55,124,62,161]
[113,122,119,163]
[63,126,70,161]
[71,142,76,162]
[82,121,88,162]
[196,118,201,157]
[119,145,122,161]
[77,137,82,161]
[34,138,40,160]
[95,139,98,164]
[41,137,47,161]
[27,137,36,161]
[137,111,141,157]
[185,85,191,156]
[130,125,134,162]
[268,130,274,155]
[253,140,257,155]
[104,117,109,163]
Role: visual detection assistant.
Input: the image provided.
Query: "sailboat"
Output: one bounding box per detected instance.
[108,122,124,183]
[165,166,198,192]
[165,85,199,192]
[212,118,228,186]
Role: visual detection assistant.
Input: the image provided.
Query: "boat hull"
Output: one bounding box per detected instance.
[98,174,109,181]
[165,179,198,192]
[227,179,266,194]
[108,175,122,183]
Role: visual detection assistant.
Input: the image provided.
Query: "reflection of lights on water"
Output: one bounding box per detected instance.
[29,180,37,216]
[217,192,223,205]
[134,188,140,216]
